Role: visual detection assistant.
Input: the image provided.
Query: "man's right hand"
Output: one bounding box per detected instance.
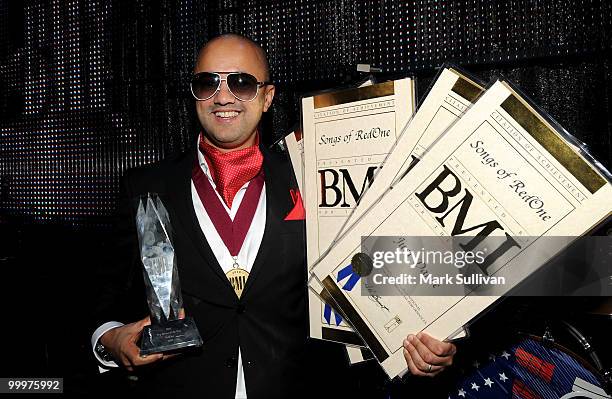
[99,316,163,372]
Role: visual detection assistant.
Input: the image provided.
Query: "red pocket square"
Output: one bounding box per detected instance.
[285,189,305,221]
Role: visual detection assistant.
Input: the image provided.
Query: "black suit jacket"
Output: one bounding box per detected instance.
[94,143,351,398]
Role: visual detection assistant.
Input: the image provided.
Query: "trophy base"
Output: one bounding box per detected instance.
[140,317,203,356]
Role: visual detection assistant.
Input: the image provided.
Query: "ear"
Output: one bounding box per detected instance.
[262,84,275,112]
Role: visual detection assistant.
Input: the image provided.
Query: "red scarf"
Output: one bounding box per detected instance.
[198,133,264,208]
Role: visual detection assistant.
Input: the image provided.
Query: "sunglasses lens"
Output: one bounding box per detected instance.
[191,73,219,100]
[227,73,259,101]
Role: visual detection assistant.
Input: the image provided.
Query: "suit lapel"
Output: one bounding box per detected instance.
[166,144,295,300]
[165,148,235,296]
[241,145,294,298]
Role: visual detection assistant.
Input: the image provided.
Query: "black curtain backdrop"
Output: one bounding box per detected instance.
[0,0,611,393]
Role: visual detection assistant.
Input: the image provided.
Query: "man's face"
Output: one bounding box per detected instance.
[193,38,275,151]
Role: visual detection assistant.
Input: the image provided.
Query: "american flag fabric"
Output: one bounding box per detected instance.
[448,337,609,399]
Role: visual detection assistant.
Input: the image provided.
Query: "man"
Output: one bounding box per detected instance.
[91,33,456,398]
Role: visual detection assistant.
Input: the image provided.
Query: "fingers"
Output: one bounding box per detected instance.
[120,329,162,369]
[115,316,163,370]
[139,316,152,328]
[121,352,164,371]
[124,315,186,367]
[402,333,457,377]
[403,347,443,377]
[120,341,163,369]
[403,338,444,376]
[417,332,457,358]
[124,346,179,368]
[107,315,183,371]
[131,352,164,367]
[408,333,455,367]
[161,353,182,361]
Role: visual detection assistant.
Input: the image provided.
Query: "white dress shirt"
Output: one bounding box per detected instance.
[91,148,266,399]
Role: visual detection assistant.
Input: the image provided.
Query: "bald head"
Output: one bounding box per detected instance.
[192,33,276,152]
[195,34,270,81]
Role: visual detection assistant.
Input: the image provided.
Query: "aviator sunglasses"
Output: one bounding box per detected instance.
[190,71,271,102]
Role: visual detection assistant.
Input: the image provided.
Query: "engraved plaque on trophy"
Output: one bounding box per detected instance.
[135,193,203,355]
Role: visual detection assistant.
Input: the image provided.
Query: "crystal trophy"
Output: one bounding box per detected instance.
[136,193,203,355]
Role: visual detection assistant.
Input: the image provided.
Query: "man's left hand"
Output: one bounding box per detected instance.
[403,332,456,377]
